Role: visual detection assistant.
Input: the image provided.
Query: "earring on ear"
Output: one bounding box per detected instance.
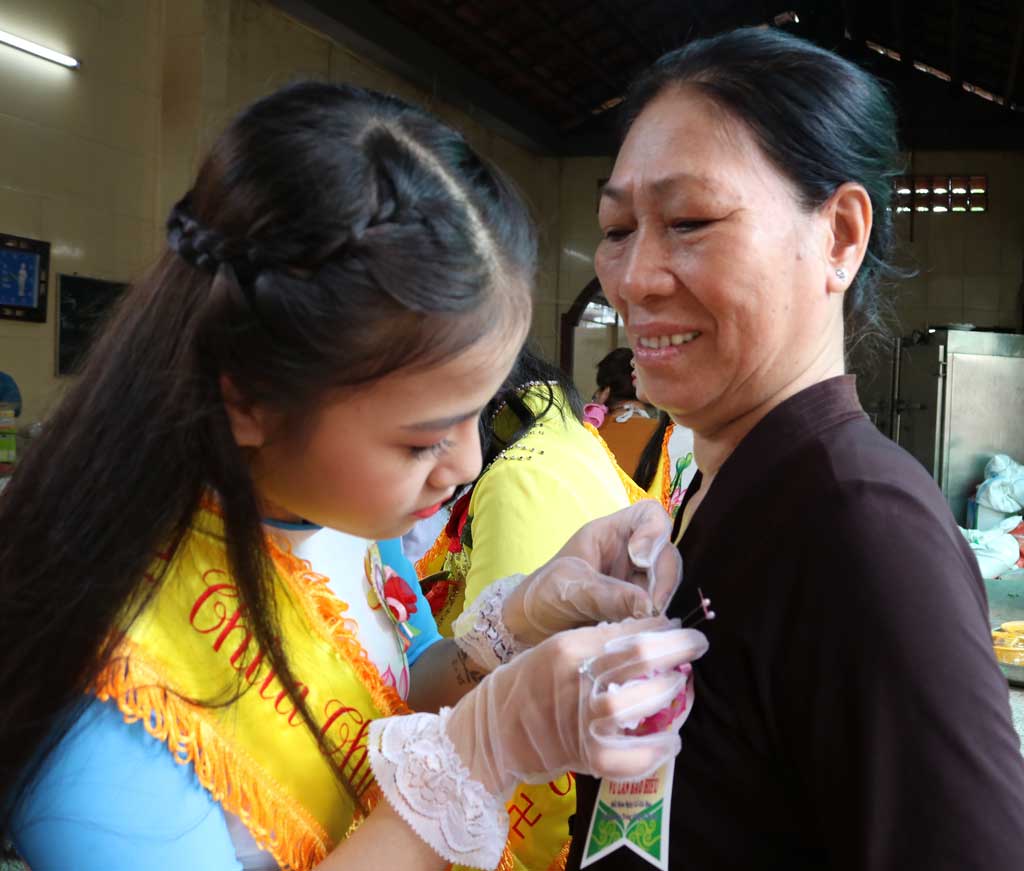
[835,267,848,282]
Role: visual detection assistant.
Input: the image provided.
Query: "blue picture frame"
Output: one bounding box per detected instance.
[0,232,49,323]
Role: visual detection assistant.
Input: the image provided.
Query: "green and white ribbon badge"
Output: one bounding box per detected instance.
[581,763,674,870]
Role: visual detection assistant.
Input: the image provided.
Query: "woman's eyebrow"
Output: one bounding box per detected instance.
[600,171,714,204]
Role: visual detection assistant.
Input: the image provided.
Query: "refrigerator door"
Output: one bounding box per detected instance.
[894,340,945,479]
[851,337,899,438]
[942,332,1024,524]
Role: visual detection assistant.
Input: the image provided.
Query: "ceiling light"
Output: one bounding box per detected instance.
[962,82,1003,104]
[913,61,952,82]
[866,40,902,61]
[591,95,624,116]
[773,11,799,26]
[0,27,79,68]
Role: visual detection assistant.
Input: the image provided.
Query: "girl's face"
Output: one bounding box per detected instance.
[238,321,527,540]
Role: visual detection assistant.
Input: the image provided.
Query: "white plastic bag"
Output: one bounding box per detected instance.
[961,515,1023,578]
[985,454,1024,481]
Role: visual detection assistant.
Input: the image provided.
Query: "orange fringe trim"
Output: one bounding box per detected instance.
[93,642,330,871]
[659,423,675,511]
[266,537,410,720]
[91,502,410,869]
[200,493,410,720]
[547,838,572,871]
[415,524,452,580]
[583,422,647,504]
[499,843,517,870]
[97,501,537,868]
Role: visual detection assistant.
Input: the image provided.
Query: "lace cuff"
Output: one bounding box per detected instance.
[451,574,529,672]
[368,711,509,871]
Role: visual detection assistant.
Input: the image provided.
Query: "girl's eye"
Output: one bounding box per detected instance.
[601,227,632,242]
[410,438,455,460]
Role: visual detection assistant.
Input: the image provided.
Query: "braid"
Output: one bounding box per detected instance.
[359,121,503,283]
[165,106,517,307]
[166,195,262,285]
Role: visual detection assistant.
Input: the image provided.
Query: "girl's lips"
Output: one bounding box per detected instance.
[412,502,443,519]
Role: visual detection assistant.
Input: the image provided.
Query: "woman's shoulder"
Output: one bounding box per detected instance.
[801,417,945,510]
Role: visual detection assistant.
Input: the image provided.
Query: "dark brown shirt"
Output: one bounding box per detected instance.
[569,376,1024,870]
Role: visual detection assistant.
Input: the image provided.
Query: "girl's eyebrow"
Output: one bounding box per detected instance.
[402,408,483,432]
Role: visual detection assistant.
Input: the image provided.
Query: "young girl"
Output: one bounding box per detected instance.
[0,82,704,871]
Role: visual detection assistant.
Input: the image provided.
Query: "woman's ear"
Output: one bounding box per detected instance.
[220,374,266,448]
[824,182,872,295]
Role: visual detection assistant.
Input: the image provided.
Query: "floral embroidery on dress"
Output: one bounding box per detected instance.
[668,452,694,517]
[364,548,419,656]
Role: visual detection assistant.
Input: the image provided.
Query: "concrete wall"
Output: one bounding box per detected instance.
[0,0,601,424]
[160,0,565,357]
[893,150,1024,334]
[0,0,163,423]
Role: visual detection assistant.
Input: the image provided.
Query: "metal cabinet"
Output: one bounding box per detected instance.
[877,330,1024,524]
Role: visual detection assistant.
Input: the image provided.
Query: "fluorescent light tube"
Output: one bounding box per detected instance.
[0,28,79,68]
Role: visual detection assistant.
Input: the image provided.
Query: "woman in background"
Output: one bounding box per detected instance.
[586,347,659,476]
[418,346,648,635]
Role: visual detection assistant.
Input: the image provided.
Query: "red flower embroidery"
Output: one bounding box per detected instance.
[445,490,473,554]
[383,570,418,618]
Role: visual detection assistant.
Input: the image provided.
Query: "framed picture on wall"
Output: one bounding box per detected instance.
[57,274,128,375]
[0,233,50,323]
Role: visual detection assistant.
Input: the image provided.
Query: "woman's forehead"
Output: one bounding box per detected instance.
[608,90,785,206]
[625,88,755,158]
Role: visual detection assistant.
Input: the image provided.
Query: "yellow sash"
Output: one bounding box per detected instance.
[90,504,411,869]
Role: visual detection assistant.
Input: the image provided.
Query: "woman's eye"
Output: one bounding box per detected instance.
[410,438,454,460]
[601,227,632,242]
[672,219,711,233]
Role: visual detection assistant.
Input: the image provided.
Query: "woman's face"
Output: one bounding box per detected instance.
[596,87,846,433]
[242,317,527,541]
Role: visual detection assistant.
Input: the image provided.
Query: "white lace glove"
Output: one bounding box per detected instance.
[454,501,682,669]
[369,617,708,870]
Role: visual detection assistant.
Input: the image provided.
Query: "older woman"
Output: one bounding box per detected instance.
[568,27,1024,871]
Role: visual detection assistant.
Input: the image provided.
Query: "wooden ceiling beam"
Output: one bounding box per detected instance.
[270,0,571,153]
[1005,1,1024,109]
[522,0,627,98]
[432,0,592,121]
[591,0,660,63]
